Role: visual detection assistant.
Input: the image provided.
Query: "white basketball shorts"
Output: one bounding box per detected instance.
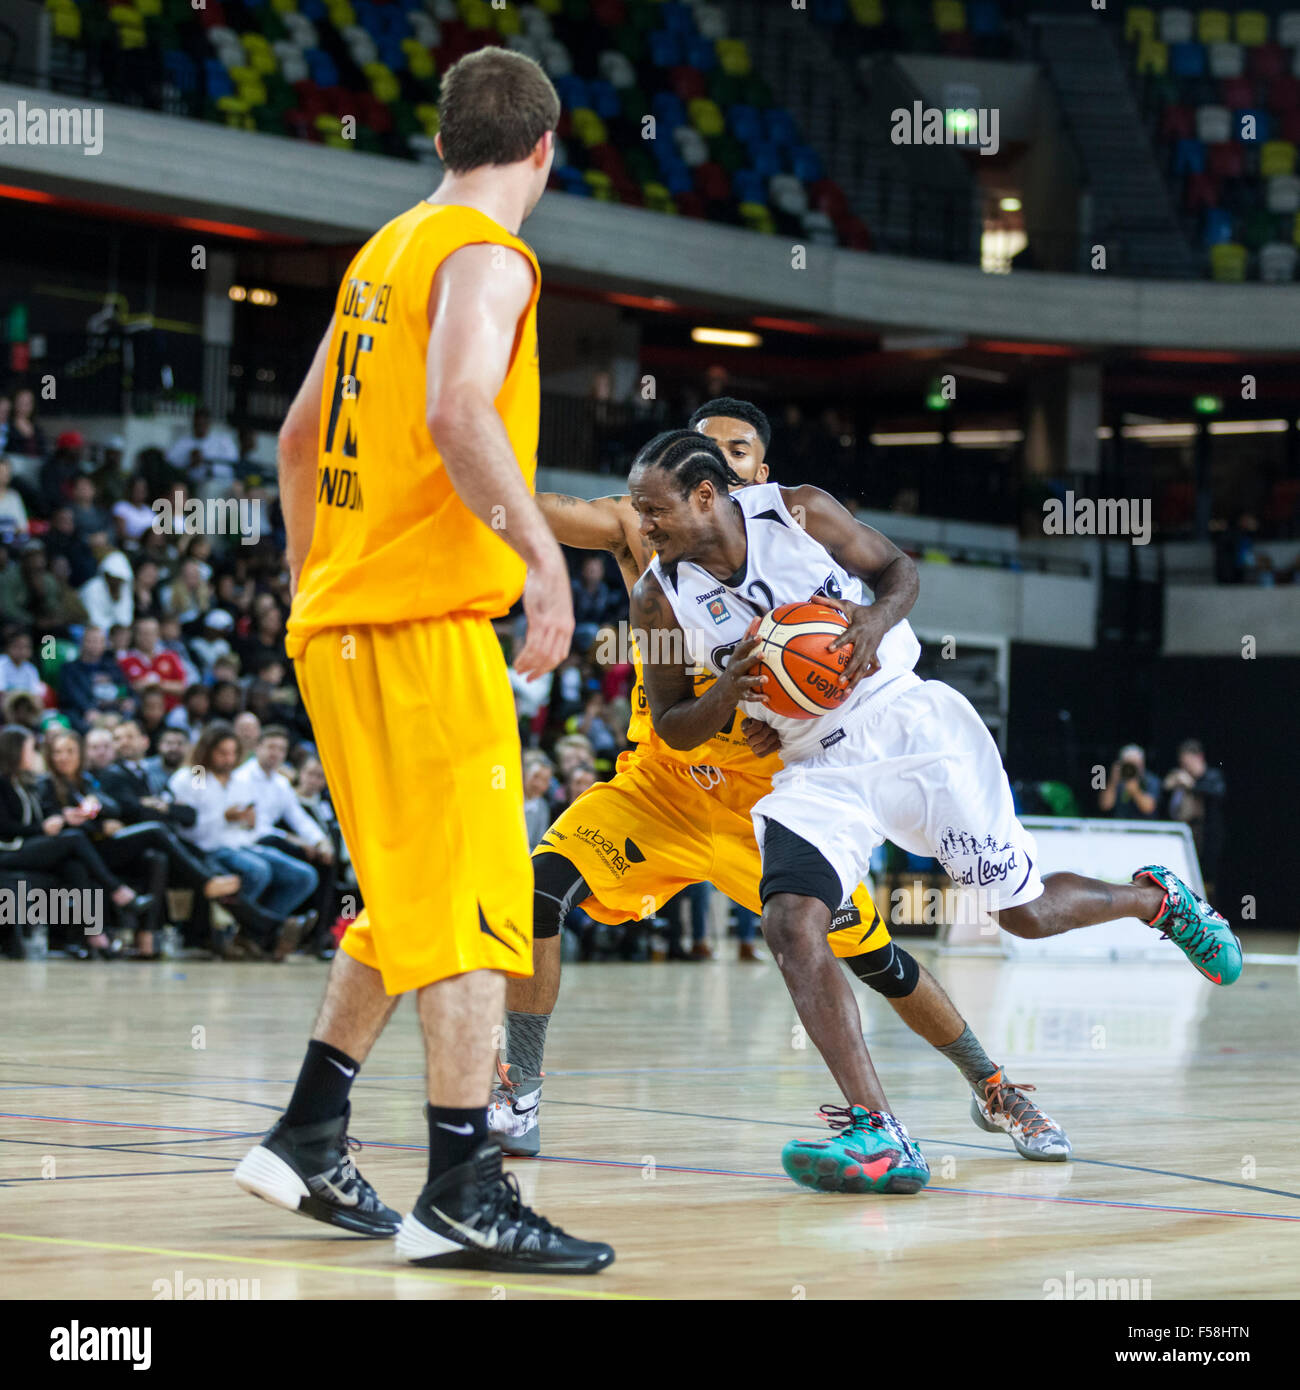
[751,679,1044,913]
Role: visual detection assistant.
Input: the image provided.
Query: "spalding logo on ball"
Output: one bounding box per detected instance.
[749,601,853,719]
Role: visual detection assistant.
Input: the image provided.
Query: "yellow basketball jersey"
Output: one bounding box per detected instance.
[625,647,782,777]
[287,202,541,655]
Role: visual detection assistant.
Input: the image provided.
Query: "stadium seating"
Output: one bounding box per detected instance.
[1129,4,1300,278]
[43,0,870,251]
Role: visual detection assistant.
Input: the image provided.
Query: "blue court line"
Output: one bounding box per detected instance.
[4,1124,1296,1224]
[0,1169,223,1186]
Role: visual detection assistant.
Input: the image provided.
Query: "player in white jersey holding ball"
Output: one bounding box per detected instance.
[627,429,1242,1194]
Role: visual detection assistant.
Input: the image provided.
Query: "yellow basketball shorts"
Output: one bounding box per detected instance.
[535,749,889,958]
[294,614,532,995]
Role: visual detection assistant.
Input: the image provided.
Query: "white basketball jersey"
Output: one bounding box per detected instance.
[648,483,921,763]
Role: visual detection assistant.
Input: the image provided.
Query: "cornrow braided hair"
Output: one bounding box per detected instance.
[630,429,743,498]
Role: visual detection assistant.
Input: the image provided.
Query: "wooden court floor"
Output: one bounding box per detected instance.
[1,946,1297,1301]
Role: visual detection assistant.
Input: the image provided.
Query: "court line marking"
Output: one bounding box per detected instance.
[0,1233,640,1300]
[8,1106,1300,1207]
[5,1120,1296,1222]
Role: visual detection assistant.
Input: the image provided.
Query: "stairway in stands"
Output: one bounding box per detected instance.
[718,0,979,262]
[1032,13,1200,277]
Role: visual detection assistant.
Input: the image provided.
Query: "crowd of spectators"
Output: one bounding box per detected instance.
[0,393,350,962]
[0,392,749,963]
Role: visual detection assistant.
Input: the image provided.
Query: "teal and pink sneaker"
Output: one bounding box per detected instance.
[782,1105,929,1194]
[1135,864,1243,986]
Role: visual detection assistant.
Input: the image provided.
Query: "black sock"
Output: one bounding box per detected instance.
[283,1040,360,1128]
[427,1104,488,1179]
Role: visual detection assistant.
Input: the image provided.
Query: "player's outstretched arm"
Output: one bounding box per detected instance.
[278,319,334,596]
[426,243,573,678]
[782,484,920,686]
[537,492,651,592]
[633,572,767,748]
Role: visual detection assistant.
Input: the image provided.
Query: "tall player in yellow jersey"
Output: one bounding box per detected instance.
[234,50,612,1275]
[488,399,1072,1168]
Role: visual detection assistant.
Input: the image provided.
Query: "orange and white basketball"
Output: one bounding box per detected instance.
[752,601,853,719]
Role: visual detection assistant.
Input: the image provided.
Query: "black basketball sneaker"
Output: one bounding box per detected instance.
[396,1138,614,1274]
[234,1105,400,1236]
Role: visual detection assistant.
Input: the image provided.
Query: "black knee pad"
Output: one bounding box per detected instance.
[531,851,592,940]
[847,942,920,998]
[758,820,842,916]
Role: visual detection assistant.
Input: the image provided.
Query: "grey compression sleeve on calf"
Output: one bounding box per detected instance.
[936,1024,1000,1088]
[505,1011,550,1081]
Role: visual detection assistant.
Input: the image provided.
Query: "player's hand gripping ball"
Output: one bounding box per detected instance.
[749,602,855,719]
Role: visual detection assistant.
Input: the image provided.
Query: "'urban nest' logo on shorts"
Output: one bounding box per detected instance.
[0,101,103,156]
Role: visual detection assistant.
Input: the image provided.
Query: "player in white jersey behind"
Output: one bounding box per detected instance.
[628,429,1243,1194]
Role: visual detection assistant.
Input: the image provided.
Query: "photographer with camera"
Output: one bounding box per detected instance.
[1097,743,1160,819]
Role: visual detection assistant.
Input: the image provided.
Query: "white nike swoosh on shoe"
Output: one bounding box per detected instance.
[327,1058,356,1077]
[436,1121,475,1135]
[313,1174,361,1207]
[429,1205,498,1249]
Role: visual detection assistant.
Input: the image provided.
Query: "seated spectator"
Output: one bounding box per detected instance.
[137,687,169,753]
[166,405,238,492]
[168,722,316,958]
[0,723,146,957]
[0,544,30,622]
[1163,739,1227,897]
[7,387,46,460]
[83,726,117,776]
[565,763,596,804]
[158,614,198,681]
[236,594,287,675]
[59,627,130,727]
[0,628,45,697]
[191,608,236,675]
[0,393,8,453]
[165,683,210,741]
[148,726,191,783]
[0,457,30,536]
[21,545,88,632]
[112,475,157,544]
[40,432,85,512]
[1097,743,1160,819]
[233,724,332,935]
[233,711,261,763]
[163,558,211,627]
[509,663,552,745]
[523,751,556,849]
[118,616,188,711]
[209,678,243,721]
[80,550,135,632]
[71,476,110,539]
[570,691,618,760]
[132,559,163,622]
[45,505,98,588]
[594,624,633,701]
[245,660,302,733]
[554,733,596,785]
[572,554,620,651]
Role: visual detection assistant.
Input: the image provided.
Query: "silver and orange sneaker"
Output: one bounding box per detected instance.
[1135,864,1243,986]
[486,1061,543,1157]
[970,1069,1072,1162]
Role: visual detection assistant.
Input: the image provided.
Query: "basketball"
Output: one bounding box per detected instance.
[753,601,853,719]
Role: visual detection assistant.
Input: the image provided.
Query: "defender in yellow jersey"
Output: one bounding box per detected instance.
[236,48,613,1275]
[490,399,1072,1169]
